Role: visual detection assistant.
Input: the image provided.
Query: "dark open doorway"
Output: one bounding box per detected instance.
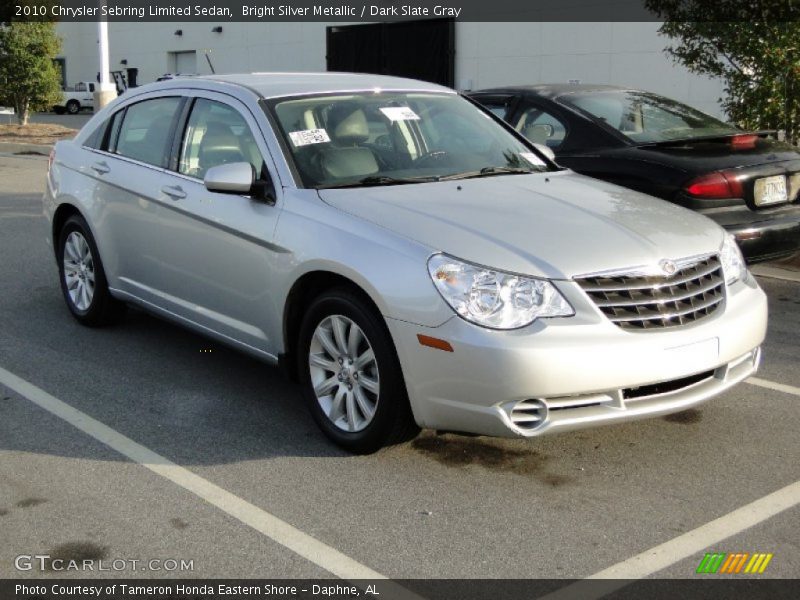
[326,19,455,87]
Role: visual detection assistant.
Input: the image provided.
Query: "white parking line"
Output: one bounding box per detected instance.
[4,362,797,597]
[538,481,800,599]
[536,377,800,599]
[747,376,800,397]
[751,264,800,284]
[0,365,404,586]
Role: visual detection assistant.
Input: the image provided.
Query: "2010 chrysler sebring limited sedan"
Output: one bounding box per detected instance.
[44,73,768,453]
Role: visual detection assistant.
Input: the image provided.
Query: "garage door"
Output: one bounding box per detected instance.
[169,51,197,75]
[326,19,455,87]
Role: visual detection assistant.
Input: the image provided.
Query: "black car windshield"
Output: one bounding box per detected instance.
[268,92,550,188]
[559,90,738,143]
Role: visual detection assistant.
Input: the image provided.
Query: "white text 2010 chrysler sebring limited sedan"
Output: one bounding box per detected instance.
[44,73,767,453]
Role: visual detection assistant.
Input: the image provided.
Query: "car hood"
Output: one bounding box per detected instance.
[317,170,724,279]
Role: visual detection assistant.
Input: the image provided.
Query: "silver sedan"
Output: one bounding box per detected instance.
[44,73,767,452]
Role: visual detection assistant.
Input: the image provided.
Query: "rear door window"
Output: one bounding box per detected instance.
[114,97,183,167]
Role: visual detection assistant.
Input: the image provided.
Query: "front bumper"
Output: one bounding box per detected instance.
[386,276,767,438]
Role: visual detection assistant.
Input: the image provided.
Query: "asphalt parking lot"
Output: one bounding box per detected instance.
[0,152,798,588]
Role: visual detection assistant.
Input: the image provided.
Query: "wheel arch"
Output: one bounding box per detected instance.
[280,269,386,382]
[51,203,86,260]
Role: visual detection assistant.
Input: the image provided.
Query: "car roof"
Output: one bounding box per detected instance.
[471,83,631,99]
[134,72,455,100]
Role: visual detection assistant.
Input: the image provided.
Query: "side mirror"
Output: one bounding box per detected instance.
[532,143,556,162]
[204,162,255,194]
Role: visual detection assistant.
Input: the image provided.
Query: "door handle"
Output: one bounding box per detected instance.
[161,185,186,200]
[90,161,110,175]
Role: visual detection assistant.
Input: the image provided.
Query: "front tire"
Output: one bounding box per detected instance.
[66,100,80,115]
[57,215,126,326]
[298,289,419,453]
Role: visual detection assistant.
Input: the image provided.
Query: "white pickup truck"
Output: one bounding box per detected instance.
[53,82,96,114]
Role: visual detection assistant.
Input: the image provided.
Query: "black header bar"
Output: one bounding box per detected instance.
[5,0,800,23]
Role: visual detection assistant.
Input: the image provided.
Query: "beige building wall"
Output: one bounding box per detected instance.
[56,21,727,118]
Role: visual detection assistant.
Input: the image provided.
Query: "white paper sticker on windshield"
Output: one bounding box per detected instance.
[380,107,420,122]
[289,128,331,147]
[520,152,546,167]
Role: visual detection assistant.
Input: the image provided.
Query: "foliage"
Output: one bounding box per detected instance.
[0,22,63,125]
[646,1,800,143]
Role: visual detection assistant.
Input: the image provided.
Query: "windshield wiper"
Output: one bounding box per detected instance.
[317,167,537,188]
[316,175,437,189]
[438,166,537,181]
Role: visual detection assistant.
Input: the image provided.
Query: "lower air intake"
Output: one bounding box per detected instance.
[509,398,547,430]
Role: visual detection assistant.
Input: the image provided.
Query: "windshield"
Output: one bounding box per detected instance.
[559,90,738,143]
[268,92,550,188]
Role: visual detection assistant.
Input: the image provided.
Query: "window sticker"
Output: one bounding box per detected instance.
[289,128,331,147]
[520,152,546,167]
[380,107,420,122]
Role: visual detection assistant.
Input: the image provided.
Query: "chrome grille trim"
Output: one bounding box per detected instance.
[575,255,725,330]
[579,261,720,292]
[592,278,722,307]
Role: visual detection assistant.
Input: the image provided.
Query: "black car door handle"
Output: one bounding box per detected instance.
[90,161,110,175]
[161,185,187,200]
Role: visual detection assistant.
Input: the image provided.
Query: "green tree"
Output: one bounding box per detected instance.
[646,1,800,143]
[0,22,63,125]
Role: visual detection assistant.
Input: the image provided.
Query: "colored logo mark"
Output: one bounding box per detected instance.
[696,552,774,574]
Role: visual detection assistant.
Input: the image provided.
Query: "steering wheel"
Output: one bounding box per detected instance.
[414,150,449,167]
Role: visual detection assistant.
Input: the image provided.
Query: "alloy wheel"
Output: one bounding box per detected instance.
[308,315,380,432]
[62,231,95,311]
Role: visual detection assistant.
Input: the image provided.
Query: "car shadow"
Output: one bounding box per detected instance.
[3,274,796,480]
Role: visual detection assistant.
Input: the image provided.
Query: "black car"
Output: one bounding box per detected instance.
[469,84,800,262]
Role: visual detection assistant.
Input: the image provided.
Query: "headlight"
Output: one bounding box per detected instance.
[427,254,574,329]
[720,234,747,285]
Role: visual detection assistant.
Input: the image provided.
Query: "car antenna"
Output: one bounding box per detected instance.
[204,50,216,74]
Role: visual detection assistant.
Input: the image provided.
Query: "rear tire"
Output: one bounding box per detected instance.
[57,215,126,327]
[298,288,419,453]
[66,100,80,115]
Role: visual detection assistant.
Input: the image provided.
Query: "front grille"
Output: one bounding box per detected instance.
[576,255,725,330]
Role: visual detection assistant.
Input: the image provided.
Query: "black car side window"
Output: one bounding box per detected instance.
[471,95,515,120]
[515,106,568,149]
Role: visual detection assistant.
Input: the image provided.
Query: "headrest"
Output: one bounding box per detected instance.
[199,122,245,169]
[326,105,369,145]
[202,122,239,147]
[321,147,378,179]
